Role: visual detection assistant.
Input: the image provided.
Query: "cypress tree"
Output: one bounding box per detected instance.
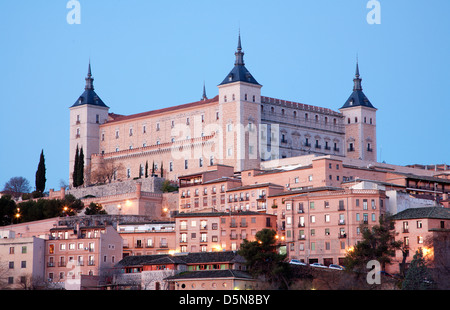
[35,149,46,193]
[152,161,155,176]
[73,145,79,187]
[160,162,164,178]
[77,147,85,187]
[145,161,149,178]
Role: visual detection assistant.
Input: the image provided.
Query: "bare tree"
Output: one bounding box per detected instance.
[90,161,124,185]
[3,176,31,198]
[425,233,450,289]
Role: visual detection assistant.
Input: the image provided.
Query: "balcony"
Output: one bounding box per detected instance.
[338,233,347,239]
[338,220,346,225]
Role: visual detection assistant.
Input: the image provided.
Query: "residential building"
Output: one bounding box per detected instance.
[174,211,277,253]
[0,236,45,289]
[44,224,122,289]
[114,251,251,290]
[117,221,176,256]
[279,187,387,266]
[389,207,450,274]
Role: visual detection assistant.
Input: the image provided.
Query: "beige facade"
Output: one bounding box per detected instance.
[69,36,377,189]
[117,221,176,256]
[174,212,277,253]
[0,236,46,289]
[44,225,122,288]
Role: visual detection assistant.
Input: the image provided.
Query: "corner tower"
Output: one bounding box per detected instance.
[69,62,109,186]
[217,33,262,171]
[339,61,377,162]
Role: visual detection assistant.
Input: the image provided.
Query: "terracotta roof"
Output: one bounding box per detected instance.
[164,269,253,280]
[104,95,219,124]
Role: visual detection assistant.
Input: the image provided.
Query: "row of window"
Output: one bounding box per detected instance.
[223,93,256,102]
[48,242,96,254]
[262,105,339,125]
[286,212,377,226]
[347,116,374,124]
[286,198,382,212]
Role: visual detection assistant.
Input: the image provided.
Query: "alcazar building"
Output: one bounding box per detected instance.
[69,34,377,186]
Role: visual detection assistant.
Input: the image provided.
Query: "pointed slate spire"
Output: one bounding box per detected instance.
[202,81,208,100]
[234,31,245,66]
[353,59,362,91]
[340,59,375,109]
[71,60,108,108]
[219,31,260,86]
[85,60,94,91]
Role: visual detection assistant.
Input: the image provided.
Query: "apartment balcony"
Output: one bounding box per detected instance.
[338,233,347,239]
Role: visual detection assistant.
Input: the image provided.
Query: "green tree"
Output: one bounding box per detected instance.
[238,228,290,289]
[145,161,149,178]
[402,248,434,290]
[84,202,107,215]
[35,149,46,193]
[160,162,164,178]
[344,216,402,272]
[77,147,85,187]
[161,180,178,193]
[73,145,80,187]
[0,195,16,226]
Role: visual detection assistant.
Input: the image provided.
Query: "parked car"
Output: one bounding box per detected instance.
[328,264,345,270]
[310,263,327,268]
[289,259,307,266]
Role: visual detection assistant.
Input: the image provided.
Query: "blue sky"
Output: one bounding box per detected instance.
[0,0,449,191]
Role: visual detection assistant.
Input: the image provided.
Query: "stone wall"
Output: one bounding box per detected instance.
[68,177,164,199]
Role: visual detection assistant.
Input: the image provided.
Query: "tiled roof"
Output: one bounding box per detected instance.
[164,269,253,280]
[104,95,219,124]
[391,207,450,220]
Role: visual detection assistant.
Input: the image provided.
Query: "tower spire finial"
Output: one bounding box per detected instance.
[202,81,207,100]
[355,54,360,77]
[85,60,94,90]
[235,30,244,66]
[353,58,362,91]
